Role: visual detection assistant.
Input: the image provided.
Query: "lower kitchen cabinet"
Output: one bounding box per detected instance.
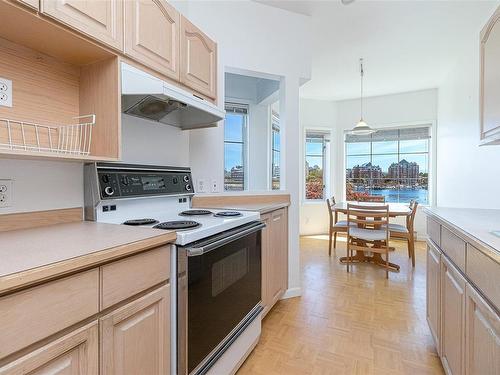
[100,284,170,375]
[426,242,441,354]
[261,208,288,317]
[0,321,98,375]
[465,284,500,375]
[441,255,466,375]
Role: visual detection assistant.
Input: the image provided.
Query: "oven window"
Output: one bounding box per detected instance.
[188,231,261,373]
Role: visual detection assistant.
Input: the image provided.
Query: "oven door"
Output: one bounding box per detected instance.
[182,221,264,375]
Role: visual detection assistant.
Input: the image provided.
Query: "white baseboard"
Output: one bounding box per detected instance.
[281,287,301,299]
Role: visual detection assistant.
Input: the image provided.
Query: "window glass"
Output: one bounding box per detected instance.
[271,111,280,190]
[224,103,247,191]
[345,127,430,204]
[305,132,328,200]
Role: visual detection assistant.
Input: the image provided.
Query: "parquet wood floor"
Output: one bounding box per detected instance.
[237,235,444,375]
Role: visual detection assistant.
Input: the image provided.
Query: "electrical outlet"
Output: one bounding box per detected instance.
[211,179,219,193]
[0,179,13,208]
[197,179,207,193]
[0,78,12,108]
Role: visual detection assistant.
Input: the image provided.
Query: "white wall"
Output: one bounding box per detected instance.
[121,115,190,166]
[436,9,500,209]
[177,0,312,298]
[300,99,337,235]
[0,159,83,214]
[299,89,438,237]
[247,104,270,190]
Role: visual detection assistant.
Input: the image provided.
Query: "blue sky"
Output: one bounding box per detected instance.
[346,140,429,173]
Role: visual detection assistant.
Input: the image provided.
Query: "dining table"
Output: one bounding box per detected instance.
[332,201,412,272]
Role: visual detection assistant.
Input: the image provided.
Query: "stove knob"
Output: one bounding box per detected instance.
[121,176,129,185]
[104,186,115,196]
[101,174,110,183]
[183,175,190,183]
[185,184,192,192]
[173,177,179,184]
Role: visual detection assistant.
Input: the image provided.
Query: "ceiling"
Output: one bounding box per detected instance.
[257,0,499,101]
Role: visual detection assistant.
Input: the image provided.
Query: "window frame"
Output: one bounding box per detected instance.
[271,110,280,190]
[224,102,249,191]
[304,129,330,202]
[343,123,435,205]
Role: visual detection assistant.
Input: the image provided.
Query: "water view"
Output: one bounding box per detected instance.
[353,186,428,204]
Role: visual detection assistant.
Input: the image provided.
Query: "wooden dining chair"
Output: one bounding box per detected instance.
[346,203,391,278]
[385,200,419,267]
[327,197,353,256]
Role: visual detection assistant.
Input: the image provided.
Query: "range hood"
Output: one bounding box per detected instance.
[121,63,224,129]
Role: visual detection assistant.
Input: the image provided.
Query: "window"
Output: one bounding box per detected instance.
[224,103,248,191]
[271,111,280,190]
[345,126,430,204]
[305,132,328,200]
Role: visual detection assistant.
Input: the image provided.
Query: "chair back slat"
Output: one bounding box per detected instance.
[326,197,335,223]
[407,200,419,231]
[349,217,389,225]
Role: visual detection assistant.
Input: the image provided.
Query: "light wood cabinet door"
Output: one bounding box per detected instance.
[260,212,272,316]
[268,208,287,307]
[427,242,441,354]
[465,284,500,375]
[180,15,217,99]
[0,321,98,375]
[441,256,467,375]
[100,284,170,375]
[480,6,500,145]
[15,0,39,10]
[124,0,180,80]
[41,0,123,50]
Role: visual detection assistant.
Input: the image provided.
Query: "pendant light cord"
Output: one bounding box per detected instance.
[360,58,364,121]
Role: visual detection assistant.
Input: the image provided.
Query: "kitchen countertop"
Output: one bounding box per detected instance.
[424,206,500,258]
[194,202,289,214]
[0,221,176,294]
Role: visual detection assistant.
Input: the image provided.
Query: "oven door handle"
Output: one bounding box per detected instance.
[186,222,266,256]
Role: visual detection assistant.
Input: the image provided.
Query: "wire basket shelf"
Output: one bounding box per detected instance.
[0,114,95,156]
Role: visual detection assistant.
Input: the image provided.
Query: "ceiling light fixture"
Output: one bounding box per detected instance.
[350,58,376,135]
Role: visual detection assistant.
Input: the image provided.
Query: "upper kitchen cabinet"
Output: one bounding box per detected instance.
[0,1,121,161]
[124,0,180,81]
[15,0,39,10]
[180,16,217,100]
[480,5,500,145]
[41,0,124,51]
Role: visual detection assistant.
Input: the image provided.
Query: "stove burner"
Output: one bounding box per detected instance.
[123,218,159,226]
[179,209,213,216]
[154,221,201,230]
[214,211,242,218]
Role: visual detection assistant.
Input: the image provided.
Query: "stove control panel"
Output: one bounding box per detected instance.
[96,165,194,199]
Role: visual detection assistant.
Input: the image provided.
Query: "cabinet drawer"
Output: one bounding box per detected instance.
[466,245,500,311]
[427,217,441,247]
[0,269,99,359]
[101,246,170,309]
[441,226,466,272]
[0,321,98,375]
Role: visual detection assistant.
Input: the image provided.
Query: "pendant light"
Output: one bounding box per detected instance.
[350,58,376,135]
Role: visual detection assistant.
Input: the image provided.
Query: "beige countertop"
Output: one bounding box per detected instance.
[0,221,176,294]
[424,207,500,256]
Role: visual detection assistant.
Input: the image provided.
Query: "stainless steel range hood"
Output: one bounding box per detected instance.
[121,63,224,130]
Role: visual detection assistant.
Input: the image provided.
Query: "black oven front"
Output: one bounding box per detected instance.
[177,221,264,375]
